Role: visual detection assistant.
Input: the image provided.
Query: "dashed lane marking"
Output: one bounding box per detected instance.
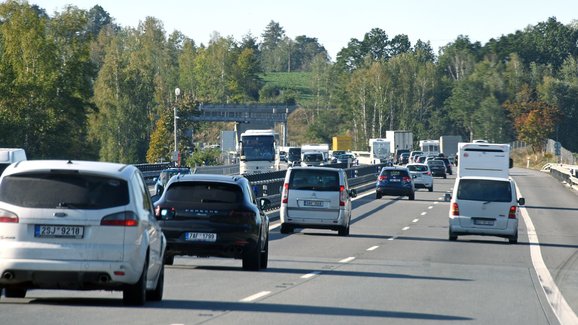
[402,226,410,231]
[301,272,321,279]
[367,246,379,251]
[412,218,419,223]
[339,257,356,263]
[240,291,271,302]
[421,212,427,216]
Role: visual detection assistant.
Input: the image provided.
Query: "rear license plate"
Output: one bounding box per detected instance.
[185,232,217,242]
[303,200,323,207]
[474,219,494,226]
[34,225,84,239]
[390,178,401,182]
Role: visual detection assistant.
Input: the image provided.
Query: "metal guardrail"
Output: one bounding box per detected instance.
[543,164,578,191]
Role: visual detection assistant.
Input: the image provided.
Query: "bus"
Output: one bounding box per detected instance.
[239,129,277,174]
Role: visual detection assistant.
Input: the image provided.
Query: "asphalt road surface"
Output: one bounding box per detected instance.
[1,168,577,325]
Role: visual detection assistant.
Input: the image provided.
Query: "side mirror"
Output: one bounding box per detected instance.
[259,198,271,210]
[444,193,452,202]
[349,188,357,198]
[509,158,514,169]
[518,197,525,206]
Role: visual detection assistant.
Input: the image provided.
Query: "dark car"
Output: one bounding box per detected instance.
[375,166,415,200]
[154,174,270,271]
[433,157,453,175]
[399,152,410,165]
[154,167,192,196]
[427,160,447,178]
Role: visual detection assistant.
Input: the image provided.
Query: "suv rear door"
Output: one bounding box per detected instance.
[286,169,342,221]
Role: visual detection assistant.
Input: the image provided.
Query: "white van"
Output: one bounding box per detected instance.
[279,167,356,236]
[457,142,511,178]
[0,148,27,175]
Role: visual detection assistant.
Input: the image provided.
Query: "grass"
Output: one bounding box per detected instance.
[260,72,315,106]
[511,148,558,170]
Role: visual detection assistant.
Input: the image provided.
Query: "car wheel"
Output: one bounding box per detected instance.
[4,288,27,298]
[443,174,447,179]
[260,238,269,269]
[428,186,433,192]
[338,224,350,236]
[376,193,382,199]
[164,254,174,266]
[449,229,458,241]
[409,193,415,200]
[123,257,148,306]
[243,240,262,271]
[146,262,164,301]
[509,232,518,244]
[280,223,293,234]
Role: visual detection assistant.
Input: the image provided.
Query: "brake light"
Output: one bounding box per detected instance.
[339,185,346,206]
[451,202,459,216]
[101,211,138,227]
[508,206,517,219]
[402,176,411,183]
[378,175,387,181]
[282,183,289,204]
[426,171,431,176]
[0,209,18,223]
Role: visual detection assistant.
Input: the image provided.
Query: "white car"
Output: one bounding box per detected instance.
[405,163,433,192]
[0,160,166,305]
[448,176,524,243]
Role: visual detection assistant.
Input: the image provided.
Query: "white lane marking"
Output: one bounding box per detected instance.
[388,237,396,241]
[517,184,578,324]
[412,218,419,223]
[240,291,271,302]
[367,246,379,251]
[428,206,433,209]
[434,201,439,205]
[301,271,321,279]
[339,257,355,263]
[421,212,427,216]
[402,226,410,231]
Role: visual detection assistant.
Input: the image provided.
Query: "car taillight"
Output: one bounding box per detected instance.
[339,185,346,206]
[282,183,289,204]
[508,206,517,219]
[0,209,18,223]
[426,171,431,176]
[402,176,411,183]
[451,202,459,216]
[100,211,138,227]
[378,175,387,181]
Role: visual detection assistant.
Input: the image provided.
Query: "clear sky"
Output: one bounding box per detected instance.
[30,0,578,60]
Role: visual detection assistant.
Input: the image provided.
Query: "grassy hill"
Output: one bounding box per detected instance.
[260,72,315,107]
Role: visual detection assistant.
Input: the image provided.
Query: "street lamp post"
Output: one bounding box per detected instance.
[174,87,181,164]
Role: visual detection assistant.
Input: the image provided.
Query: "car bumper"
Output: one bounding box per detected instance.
[376,186,413,196]
[280,207,349,229]
[449,217,518,237]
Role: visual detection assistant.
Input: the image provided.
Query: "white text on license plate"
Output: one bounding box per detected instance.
[185,232,217,242]
[303,200,323,207]
[474,219,494,226]
[34,225,84,239]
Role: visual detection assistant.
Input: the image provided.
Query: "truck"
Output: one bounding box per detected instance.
[0,148,27,175]
[332,136,352,151]
[369,138,391,164]
[238,129,277,174]
[385,130,413,163]
[456,142,512,178]
[301,144,330,162]
[419,140,440,157]
[439,135,462,161]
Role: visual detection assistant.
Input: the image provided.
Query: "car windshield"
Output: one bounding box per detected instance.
[289,169,340,191]
[0,172,129,209]
[457,179,512,202]
[304,153,323,162]
[428,160,444,166]
[407,165,428,172]
[165,181,242,204]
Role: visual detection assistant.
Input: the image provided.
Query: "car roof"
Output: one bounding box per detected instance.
[458,176,512,182]
[162,167,190,172]
[1,160,136,180]
[169,174,247,185]
[380,166,409,171]
[406,163,428,166]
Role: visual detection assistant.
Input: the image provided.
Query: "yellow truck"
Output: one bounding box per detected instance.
[332,136,352,151]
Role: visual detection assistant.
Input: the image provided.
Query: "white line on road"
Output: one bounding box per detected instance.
[339,257,356,263]
[428,206,433,209]
[402,226,410,231]
[240,291,271,302]
[421,212,427,216]
[412,218,419,223]
[387,237,396,241]
[434,201,439,205]
[366,246,379,251]
[517,184,578,325]
[301,272,321,279]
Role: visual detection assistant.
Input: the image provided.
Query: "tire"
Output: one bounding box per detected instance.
[338,224,350,236]
[449,229,458,241]
[280,224,293,234]
[409,193,415,200]
[146,262,164,301]
[164,254,174,266]
[260,238,269,269]
[509,232,518,244]
[376,193,382,199]
[242,240,262,271]
[443,174,447,179]
[428,186,433,192]
[123,258,148,306]
[4,288,27,298]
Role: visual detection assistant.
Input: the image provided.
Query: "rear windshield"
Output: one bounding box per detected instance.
[303,154,323,162]
[289,169,340,191]
[165,181,242,204]
[428,160,445,166]
[407,165,428,172]
[0,172,129,209]
[457,179,512,202]
[380,169,409,177]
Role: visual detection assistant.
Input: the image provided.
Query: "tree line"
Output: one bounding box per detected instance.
[0,1,576,165]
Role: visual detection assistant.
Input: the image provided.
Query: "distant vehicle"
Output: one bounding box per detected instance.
[406,163,433,192]
[415,155,427,164]
[280,167,356,236]
[399,152,410,164]
[301,152,325,167]
[439,135,462,158]
[154,174,270,270]
[287,147,302,166]
[375,166,415,200]
[386,130,414,158]
[0,148,26,175]
[419,140,440,157]
[433,157,453,175]
[427,159,447,178]
[369,138,391,164]
[332,136,353,151]
[0,160,166,305]
[409,151,424,163]
[330,150,347,163]
[279,151,287,162]
[154,167,192,196]
[239,129,277,174]
[336,153,358,165]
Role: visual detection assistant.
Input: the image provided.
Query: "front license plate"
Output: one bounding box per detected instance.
[303,200,323,207]
[185,232,217,242]
[474,219,494,226]
[34,225,84,239]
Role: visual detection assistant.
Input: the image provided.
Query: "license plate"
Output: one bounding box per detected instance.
[34,225,84,239]
[303,200,323,207]
[474,219,494,226]
[390,178,401,182]
[185,232,217,242]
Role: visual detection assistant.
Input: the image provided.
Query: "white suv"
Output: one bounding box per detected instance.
[0,160,166,305]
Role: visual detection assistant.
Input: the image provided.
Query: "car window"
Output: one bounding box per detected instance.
[165,181,242,204]
[0,172,129,209]
[381,169,409,177]
[428,160,444,166]
[289,169,340,191]
[304,154,323,162]
[457,179,512,202]
[407,165,428,172]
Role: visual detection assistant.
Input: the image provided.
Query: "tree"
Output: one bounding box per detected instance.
[260,20,285,72]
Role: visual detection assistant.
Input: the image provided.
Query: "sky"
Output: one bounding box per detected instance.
[29,0,578,60]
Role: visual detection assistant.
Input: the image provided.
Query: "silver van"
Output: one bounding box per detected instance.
[279,167,356,236]
[448,176,525,243]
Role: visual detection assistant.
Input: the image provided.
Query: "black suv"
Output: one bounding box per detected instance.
[154,174,270,271]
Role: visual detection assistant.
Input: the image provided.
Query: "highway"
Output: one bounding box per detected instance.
[1,168,577,324]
